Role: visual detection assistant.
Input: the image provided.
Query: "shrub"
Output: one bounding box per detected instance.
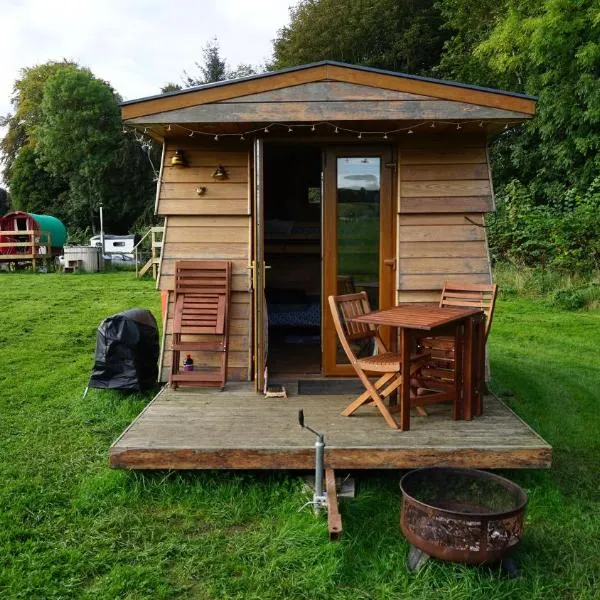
[488,177,600,273]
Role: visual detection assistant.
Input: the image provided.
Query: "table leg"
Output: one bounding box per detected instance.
[453,323,464,420]
[388,327,398,408]
[400,327,411,431]
[475,314,486,416]
[463,317,474,421]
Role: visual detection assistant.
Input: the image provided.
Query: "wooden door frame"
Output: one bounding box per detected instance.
[322,145,395,376]
[252,137,266,391]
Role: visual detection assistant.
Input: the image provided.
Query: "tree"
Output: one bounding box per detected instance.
[9,146,68,217]
[161,82,182,94]
[433,0,510,85]
[161,39,258,92]
[0,60,79,182]
[183,39,227,86]
[271,0,448,75]
[34,65,157,233]
[476,0,600,203]
[0,186,10,216]
[435,0,600,205]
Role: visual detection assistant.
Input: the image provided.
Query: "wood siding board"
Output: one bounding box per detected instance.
[401,163,489,181]
[398,273,491,290]
[130,100,531,124]
[161,182,248,199]
[400,149,487,164]
[397,290,442,303]
[398,240,487,258]
[398,224,486,242]
[398,214,484,226]
[399,257,490,274]
[165,227,249,243]
[158,199,250,216]
[168,215,250,227]
[164,148,249,167]
[400,196,493,213]
[400,180,491,197]
[162,166,248,183]
[161,243,249,259]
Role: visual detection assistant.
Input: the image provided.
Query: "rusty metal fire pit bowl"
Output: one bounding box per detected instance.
[400,468,528,568]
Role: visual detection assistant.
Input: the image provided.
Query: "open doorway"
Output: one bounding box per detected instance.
[263,145,322,377]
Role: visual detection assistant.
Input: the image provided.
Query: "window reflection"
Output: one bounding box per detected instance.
[336,157,380,363]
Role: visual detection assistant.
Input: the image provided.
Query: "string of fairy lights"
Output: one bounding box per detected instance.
[125,119,519,143]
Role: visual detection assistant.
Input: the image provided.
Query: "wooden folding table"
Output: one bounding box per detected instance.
[350,304,485,431]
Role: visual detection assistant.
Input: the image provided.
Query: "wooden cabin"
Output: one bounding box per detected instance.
[112,62,550,471]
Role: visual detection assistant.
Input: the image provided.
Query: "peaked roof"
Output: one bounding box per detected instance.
[122,61,536,121]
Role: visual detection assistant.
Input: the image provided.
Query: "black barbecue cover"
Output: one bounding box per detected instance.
[88,308,159,391]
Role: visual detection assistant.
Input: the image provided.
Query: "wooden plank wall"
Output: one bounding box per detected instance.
[157,141,252,381]
[396,134,493,303]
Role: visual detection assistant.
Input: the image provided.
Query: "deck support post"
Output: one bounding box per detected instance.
[325,468,342,541]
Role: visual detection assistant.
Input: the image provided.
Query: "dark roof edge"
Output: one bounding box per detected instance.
[121,60,537,107]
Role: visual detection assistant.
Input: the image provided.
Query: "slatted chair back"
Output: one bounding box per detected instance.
[170,260,231,389]
[328,292,385,363]
[174,261,231,336]
[440,281,498,339]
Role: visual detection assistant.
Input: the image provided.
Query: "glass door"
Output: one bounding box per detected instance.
[322,147,394,375]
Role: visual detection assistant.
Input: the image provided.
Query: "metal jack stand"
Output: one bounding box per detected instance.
[298,409,343,540]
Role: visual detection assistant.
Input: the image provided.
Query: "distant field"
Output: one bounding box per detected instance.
[0,272,598,599]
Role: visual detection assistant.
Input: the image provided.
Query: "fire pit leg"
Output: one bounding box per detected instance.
[407,544,430,572]
[499,555,519,578]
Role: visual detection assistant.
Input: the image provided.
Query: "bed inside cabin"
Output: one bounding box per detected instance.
[263,145,322,376]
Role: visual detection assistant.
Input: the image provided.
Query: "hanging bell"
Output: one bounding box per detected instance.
[171,149,187,167]
[212,165,227,179]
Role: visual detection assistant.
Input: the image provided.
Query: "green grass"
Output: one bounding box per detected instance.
[0,272,599,599]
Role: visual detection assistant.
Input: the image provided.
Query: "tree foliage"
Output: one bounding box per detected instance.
[163,39,258,93]
[0,187,10,216]
[2,62,157,234]
[9,145,68,217]
[437,0,600,205]
[272,0,447,75]
[0,60,79,182]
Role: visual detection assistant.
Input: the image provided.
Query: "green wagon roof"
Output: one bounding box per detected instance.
[31,213,67,247]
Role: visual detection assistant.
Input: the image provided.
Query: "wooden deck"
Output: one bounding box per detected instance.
[110,384,551,470]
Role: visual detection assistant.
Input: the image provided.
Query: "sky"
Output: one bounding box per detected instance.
[0,0,293,181]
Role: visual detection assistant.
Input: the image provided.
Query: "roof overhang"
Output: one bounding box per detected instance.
[122,61,536,140]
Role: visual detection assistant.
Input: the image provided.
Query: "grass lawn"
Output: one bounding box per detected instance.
[0,272,598,599]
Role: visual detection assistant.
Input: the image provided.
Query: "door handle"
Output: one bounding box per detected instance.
[384,258,396,271]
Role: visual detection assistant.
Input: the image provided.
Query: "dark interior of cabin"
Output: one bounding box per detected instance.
[263,144,322,376]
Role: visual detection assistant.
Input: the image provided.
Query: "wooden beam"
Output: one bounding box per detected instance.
[325,469,342,541]
[325,64,536,115]
[128,100,531,125]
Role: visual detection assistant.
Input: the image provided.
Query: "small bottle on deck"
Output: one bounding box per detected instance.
[183,354,194,372]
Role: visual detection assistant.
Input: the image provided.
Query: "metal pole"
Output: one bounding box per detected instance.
[99,204,105,256]
[314,434,324,500]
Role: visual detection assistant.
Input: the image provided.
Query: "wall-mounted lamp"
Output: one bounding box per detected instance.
[171,149,188,167]
[212,165,228,180]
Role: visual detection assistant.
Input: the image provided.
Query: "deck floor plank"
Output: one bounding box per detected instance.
[110,384,551,469]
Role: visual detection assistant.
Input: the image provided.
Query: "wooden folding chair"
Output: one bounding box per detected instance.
[414,281,498,414]
[328,292,430,430]
[169,260,231,390]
